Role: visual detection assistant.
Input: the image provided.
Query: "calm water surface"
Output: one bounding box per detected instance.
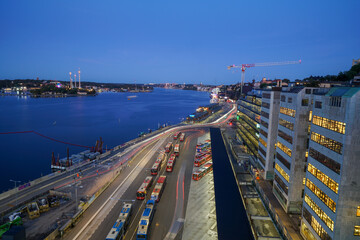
[0,88,210,192]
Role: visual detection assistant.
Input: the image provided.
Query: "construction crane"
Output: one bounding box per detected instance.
[227,60,301,95]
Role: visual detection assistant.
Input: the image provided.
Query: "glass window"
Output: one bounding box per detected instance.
[288,97,293,103]
[311,132,343,154]
[277,141,292,157]
[315,101,322,109]
[304,194,334,231]
[262,93,271,99]
[354,226,360,236]
[357,206,360,217]
[330,96,341,107]
[307,163,339,194]
[312,115,346,134]
[259,137,267,148]
[278,129,293,144]
[275,163,290,182]
[309,147,341,174]
[279,118,294,131]
[306,179,336,213]
[302,99,309,106]
[280,107,296,117]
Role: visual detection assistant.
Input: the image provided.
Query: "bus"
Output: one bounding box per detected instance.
[165,142,173,153]
[136,176,154,200]
[151,151,166,175]
[166,154,176,172]
[150,176,167,202]
[150,162,161,176]
[106,203,133,240]
[136,200,156,240]
[196,143,211,153]
[157,151,166,163]
[174,144,180,157]
[195,148,211,159]
[192,162,213,181]
[179,133,185,142]
[173,131,181,140]
[194,154,212,167]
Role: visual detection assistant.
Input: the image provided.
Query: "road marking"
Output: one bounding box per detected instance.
[72,139,162,240]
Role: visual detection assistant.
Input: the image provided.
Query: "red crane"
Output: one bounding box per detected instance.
[227,60,301,94]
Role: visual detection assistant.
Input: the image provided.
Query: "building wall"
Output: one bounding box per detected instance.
[274,88,314,214]
[259,89,281,180]
[301,88,360,240]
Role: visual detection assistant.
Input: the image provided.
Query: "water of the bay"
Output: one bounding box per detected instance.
[0,88,210,192]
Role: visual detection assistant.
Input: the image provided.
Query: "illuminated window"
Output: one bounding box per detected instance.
[279,118,294,131]
[303,178,306,185]
[275,163,290,182]
[280,107,296,117]
[239,100,261,114]
[311,132,343,154]
[307,163,339,194]
[355,226,360,236]
[304,195,334,231]
[277,141,292,157]
[259,137,267,148]
[303,208,331,240]
[306,179,336,213]
[312,115,346,134]
[309,111,313,122]
[357,206,360,217]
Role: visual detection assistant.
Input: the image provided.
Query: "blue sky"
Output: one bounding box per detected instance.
[0,0,359,84]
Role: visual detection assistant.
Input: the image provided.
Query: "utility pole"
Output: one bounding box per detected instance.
[10,180,21,208]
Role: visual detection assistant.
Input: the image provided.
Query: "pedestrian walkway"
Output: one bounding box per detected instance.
[182,133,217,240]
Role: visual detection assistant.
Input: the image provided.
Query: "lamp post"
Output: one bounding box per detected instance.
[9,180,21,208]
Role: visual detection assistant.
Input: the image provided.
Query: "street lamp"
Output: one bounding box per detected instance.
[9,179,21,208]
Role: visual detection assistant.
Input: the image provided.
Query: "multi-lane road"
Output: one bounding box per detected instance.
[63,104,236,240]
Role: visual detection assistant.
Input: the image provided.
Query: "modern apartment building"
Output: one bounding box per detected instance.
[301,87,360,240]
[273,87,315,214]
[258,88,281,180]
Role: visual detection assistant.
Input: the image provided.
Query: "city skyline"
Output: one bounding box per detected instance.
[0,1,359,84]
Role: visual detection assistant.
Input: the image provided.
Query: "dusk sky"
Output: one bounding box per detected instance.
[0,0,359,84]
